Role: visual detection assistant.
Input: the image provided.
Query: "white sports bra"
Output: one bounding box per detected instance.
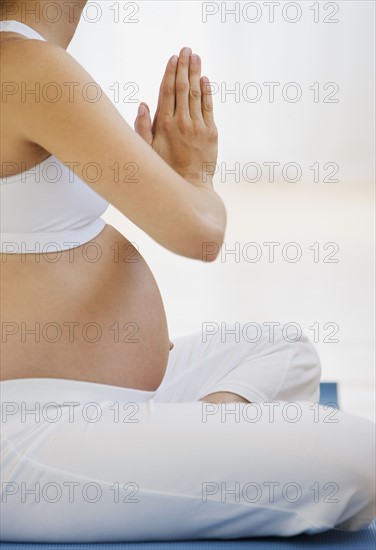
[0,20,109,254]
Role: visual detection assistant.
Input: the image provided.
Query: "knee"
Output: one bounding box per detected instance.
[295,332,321,378]
[269,329,322,402]
[293,333,322,400]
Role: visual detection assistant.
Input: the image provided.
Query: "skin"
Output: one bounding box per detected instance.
[0,0,247,403]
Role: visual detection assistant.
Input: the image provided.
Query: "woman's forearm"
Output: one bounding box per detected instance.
[174,180,227,261]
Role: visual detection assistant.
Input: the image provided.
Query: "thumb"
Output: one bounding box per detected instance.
[134,102,153,146]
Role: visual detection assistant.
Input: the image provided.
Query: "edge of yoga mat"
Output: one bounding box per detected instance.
[1,522,375,550]
[2,383,375,549]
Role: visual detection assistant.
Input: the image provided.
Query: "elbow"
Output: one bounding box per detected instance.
[192,204,227,262]
[171,228,224,262]
[195,195,227,262]
[170,194,227,261]
[193,227,225,262]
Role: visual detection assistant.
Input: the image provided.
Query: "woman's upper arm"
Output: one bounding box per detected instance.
[4,40,223,257]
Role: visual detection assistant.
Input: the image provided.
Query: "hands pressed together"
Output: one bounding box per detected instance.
[134,47,218,186]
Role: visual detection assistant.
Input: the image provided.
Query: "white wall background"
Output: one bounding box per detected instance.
[69,1,375,420]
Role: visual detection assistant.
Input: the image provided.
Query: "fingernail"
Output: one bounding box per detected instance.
[171,55,178,65]
[191,54,198,64]
[138,104,146,116]
[182,47,192,57]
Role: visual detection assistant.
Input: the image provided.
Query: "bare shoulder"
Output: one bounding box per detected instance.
[1,36,94,91]
[2,35,62,67]
[1,38,101,161]
[0,36,120,149]
[1,36,97,123]
[0,37,79,162]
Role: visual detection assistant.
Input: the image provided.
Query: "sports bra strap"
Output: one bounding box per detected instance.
[0,20,46,41]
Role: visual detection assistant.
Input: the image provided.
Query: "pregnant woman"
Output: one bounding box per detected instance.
[1,0,374,543]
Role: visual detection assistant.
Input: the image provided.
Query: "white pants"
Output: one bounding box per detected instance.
[1,326,375,542]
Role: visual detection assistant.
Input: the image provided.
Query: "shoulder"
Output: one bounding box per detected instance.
[1,37,106,141]
[1,37,92,84]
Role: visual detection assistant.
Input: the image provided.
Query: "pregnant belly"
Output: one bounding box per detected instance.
[0,225,171,390]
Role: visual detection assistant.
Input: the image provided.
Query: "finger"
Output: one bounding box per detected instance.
[201,76,215,127]
[175,46,192,117]
[155,55,178,124]
[189,53,203,121]
[134,103,153,146]
[151,110,158,136]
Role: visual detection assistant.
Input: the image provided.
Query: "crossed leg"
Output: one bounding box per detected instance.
[153,324,321,405]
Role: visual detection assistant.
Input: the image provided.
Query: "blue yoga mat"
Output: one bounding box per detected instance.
[319,381,339,409]
[2,383,375,549]
[1,522,375,550]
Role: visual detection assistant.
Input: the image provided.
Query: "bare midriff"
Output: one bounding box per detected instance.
[0,224,171,390]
